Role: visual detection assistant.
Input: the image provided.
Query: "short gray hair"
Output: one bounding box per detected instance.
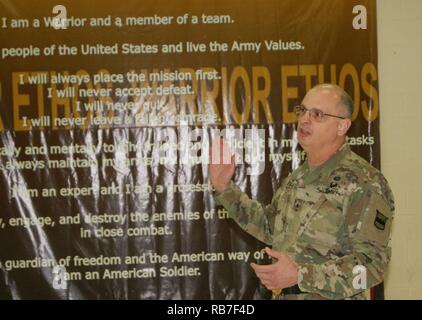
[313,84,354,118]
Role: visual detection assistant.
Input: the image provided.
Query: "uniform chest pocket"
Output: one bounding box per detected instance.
[299,196,344,256]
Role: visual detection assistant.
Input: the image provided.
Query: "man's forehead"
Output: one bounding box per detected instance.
[302,88,340,111]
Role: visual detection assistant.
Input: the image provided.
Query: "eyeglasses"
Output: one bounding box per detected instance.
[294,104,346,122]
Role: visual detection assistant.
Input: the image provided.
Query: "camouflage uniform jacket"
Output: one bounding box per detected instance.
[216,143,395,300]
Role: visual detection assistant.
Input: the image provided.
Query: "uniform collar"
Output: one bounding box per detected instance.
[296,142,350,186]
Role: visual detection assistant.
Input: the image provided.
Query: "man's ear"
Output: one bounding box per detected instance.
[338,119,352,136]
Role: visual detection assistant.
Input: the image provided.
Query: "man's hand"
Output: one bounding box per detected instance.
[250,247,298,290]
[209,138,235,193]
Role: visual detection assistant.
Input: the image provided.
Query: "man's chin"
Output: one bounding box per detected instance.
[298,135,311,148]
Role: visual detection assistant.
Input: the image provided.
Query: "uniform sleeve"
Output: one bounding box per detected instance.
[297,188,394,299]
[215,181,282,245]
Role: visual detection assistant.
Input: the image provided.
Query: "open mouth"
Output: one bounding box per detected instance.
[298,126,312,138]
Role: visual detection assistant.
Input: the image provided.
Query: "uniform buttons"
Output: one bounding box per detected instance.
[293,199,302,211]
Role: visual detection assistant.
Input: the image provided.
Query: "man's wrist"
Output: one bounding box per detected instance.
[214,181,241,209]
[214,182,231,194]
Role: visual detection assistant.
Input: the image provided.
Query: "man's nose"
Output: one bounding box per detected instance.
[298,110,312,124]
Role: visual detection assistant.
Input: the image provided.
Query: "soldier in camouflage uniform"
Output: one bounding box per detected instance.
[209,84,394,300]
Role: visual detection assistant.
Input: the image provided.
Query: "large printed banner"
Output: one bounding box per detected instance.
[0,0,379,299]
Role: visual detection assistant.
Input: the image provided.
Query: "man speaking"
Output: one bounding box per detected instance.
[209,84,394,300]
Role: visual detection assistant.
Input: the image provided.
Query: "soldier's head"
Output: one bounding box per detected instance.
[296,84,353,157]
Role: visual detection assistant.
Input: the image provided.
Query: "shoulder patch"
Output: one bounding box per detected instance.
[374,210,388,231]
[358,193,393,246]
